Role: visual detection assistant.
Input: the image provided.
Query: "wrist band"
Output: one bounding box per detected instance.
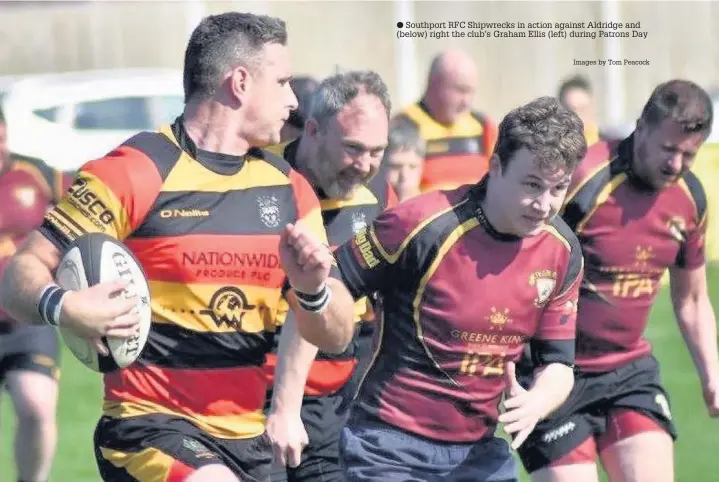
[294,283,332,313]
[38,283,66,326]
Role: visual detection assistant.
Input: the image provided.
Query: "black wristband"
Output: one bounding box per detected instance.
[38,284,66,326]
[294,284,327,303]
[294,283,331,313]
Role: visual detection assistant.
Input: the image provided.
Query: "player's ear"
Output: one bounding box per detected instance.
[228,66,251,105]
[304,118,319,138]
[489,154,502,177]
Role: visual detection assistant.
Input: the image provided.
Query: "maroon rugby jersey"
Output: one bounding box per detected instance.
[562,135,707,372]
[334,179,583,442]
[0,155,72,323]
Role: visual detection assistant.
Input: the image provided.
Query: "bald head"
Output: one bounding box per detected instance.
[425,49,478,125]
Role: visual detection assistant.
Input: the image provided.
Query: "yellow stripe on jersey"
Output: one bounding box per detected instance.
[149,280,283,333]
[161,154,292,193]
[320,185,379,210]
[102,401,265,440]
[403,104,485,139]
[49,172,131,240]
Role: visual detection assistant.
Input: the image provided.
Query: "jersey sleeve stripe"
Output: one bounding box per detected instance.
[541,225,572,252]
[371,198,471,264]
[83,146,164,234]
[678,171,708,223]
[574,172,628,233]
[565,157,612,203]
[549,217,585,297]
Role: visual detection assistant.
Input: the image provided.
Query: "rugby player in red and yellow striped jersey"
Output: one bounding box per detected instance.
[0,13,354,482]
[393,49,498,195]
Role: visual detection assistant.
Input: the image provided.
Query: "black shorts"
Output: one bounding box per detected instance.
[95,414,273,482]
[270,392,350,482]
[517,355,677,474]
[0,323,60,384]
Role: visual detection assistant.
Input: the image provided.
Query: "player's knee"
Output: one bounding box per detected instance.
[8,373,59,428]
[598,409,669,451]
[184,464,241,482]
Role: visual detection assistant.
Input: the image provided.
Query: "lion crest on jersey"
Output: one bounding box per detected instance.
[529,270,557,307]
[351,212,367,234]
[666,216,687,243]
[257,195,280,228]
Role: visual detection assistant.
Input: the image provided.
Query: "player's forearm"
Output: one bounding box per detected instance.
[293,278,355,353]
[529,363,575,419]
[0,250,54,324]
[270,315,318,415]
[675,296,719,388]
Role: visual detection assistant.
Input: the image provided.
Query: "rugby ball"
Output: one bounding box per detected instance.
[54,233,152,373]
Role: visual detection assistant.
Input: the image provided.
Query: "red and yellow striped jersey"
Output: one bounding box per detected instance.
[393,102,498,194]
[39,119,334,440]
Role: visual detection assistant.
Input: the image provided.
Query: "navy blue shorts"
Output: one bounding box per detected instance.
[340,418,518,482]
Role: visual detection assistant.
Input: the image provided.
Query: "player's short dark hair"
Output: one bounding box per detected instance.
[494,96,587,174]
[183,12,288,103]
[557,74,592,107]
[287,76,320,129]
[310,70,392,131]
[639,79,713,135]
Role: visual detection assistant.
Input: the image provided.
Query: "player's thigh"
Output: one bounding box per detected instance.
[596,357,676,482]
[599,430,673,482]
[94,415,231,482]
[598,356,678,448]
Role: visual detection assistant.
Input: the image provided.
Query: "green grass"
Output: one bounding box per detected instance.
[2,266,719,481]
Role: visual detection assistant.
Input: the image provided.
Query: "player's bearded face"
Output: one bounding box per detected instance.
[634,118,706,189]
[312,98,387,199]
[315,135,372,199]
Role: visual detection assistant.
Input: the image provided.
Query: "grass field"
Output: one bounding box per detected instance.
[2,266,719,481]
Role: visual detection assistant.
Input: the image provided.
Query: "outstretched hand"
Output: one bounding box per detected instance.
[498,361,546,449]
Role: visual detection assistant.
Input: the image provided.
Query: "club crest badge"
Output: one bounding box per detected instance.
[257,195,280,228]
[351,212,367,234]
[529,270,557,307]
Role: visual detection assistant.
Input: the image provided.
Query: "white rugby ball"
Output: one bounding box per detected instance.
[54,233,152,373]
